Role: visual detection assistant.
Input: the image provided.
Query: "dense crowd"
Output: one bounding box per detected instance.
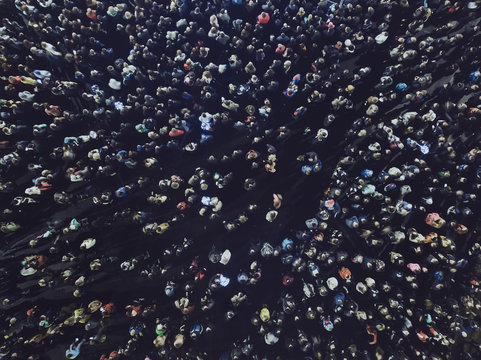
[1,0,481,359]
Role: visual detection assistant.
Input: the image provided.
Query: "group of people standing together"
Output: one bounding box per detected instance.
[1,0,481,359]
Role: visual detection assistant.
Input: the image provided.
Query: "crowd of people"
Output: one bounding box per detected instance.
[1,0,481,358]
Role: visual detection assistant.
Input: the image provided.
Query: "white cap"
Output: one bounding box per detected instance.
[220,250,231,265]
[108,78,121,90]
[327,277,338,290]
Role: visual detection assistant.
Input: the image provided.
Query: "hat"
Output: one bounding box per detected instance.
[220,250,231,265]
[108,79,121,90]
[88,300,102,313]
[327,277,338,290]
